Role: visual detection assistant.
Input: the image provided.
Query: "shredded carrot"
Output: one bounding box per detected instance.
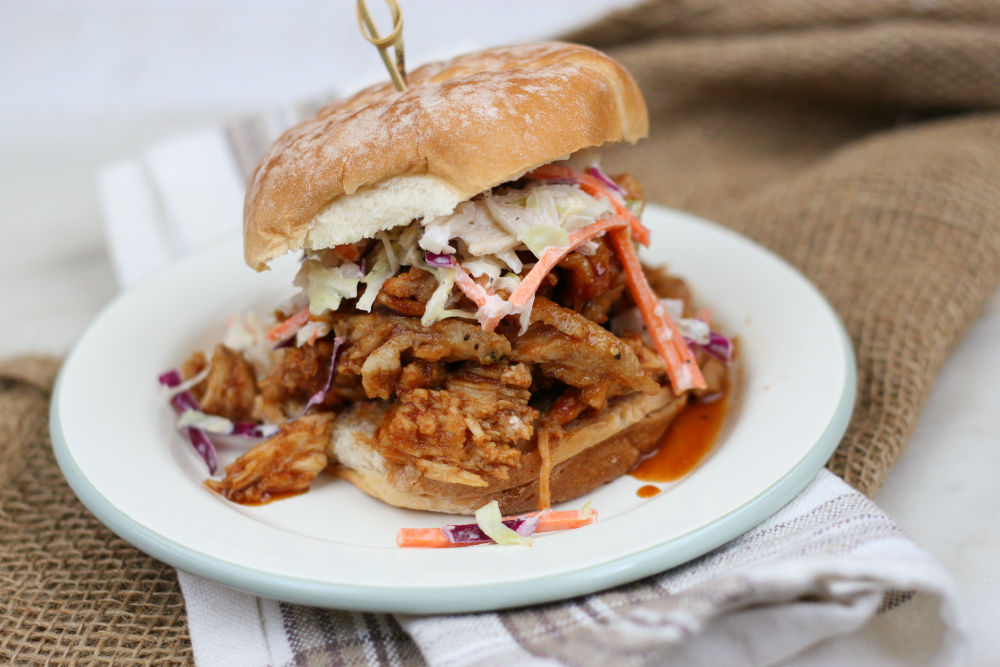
[457,166,701,394]
[452,263,490,310]
[527,164,651,247]
[511,509,598,532]
[452,167,651,332]
[607,227,706,393]
[396,508,599,548]
[334,243,361,262]
[454,217,630,331]
[508,216,630,309]
[452,263,510,332]
[395,528,467,549]
[265,306,310,342]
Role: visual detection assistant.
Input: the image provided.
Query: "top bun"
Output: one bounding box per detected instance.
[243,42,648,270]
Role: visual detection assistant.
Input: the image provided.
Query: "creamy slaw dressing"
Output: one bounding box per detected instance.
[295,173,622,328]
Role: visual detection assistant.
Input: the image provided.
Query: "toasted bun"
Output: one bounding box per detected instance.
[328,389,684,515]
[244,42,649,270]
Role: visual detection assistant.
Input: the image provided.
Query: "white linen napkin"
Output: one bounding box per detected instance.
[97,118,966,667]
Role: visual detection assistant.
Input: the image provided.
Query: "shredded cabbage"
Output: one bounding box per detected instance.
[528,184,612,229]
[496,249,523,274]
[294,167,632,329]
[518,293,535,335]
[397,222,425,267]
[610,298,712,345]
[357,251,393,312]
[296,319,332,347]
[421,267,456,326]
[518,226,569,257]
[177,410,233,434]
[301,260,361,315]
[680,317,710,344]
[494,272,521,294]
[222,311,274,374]
[418,217,454,255]
[161,365,209,401]
[223,311,263,351]
[419,182,612,264]
[417,267,476,326]
[661,299,710,343]
[476,292,517,325]
[474,500,533,546]
[378,230,400,272]
[175,408,279,439]
[463,255,505,281]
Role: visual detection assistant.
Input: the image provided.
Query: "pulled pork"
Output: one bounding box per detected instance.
[374,268,439,317]
[376,362,538,484]
[205,413,334,504]
[337,314,511,400]
[192,235,724,505]
[183,344,258,422]
[551,237,626,323]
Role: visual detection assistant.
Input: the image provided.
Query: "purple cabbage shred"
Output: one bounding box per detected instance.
[424,250,455,267]
[158,369,219,474]
[299,336,346,417]
[442,518,527,544]
[683,331,733,364]
[586,166,626,195]
[231,422,280,439]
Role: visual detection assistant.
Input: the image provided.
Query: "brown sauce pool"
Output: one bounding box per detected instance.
[213,486,309,506]
[631,381,729,494]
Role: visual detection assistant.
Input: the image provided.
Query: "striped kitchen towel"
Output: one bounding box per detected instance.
[96,96,336,288]
[173,470,962,666]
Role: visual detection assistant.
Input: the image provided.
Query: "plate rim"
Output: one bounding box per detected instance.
[50,205,856,614]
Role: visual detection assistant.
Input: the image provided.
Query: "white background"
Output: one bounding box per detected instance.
[1,1,996,663]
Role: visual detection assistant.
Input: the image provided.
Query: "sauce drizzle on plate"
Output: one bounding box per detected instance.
[636,484,661,498]
[632,380,729,491]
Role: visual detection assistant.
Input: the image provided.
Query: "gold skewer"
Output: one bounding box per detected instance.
[356,0,407,92]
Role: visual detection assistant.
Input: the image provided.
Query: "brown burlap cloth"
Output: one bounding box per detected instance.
[4,1,1000,663]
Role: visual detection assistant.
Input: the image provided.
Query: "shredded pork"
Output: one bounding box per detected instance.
[337,314,511,400]
[375,362,538,483]
[183,344,258,422]
[375,268,439,317]
[193,176,726,505]
[205,413,334,504]
[512,296,660,399]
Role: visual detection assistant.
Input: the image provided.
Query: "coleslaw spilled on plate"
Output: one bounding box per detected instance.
[395,501,598,548]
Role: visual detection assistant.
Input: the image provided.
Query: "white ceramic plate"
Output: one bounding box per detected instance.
[51,205,855,613]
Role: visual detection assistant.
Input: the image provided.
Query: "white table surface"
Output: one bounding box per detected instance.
[2,2,997,664]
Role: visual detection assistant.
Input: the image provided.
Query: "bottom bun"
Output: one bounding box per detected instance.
[330,388,687,515]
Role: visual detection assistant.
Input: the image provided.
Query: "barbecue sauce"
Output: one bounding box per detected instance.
[209,485,310,506]
[631,381,729,493]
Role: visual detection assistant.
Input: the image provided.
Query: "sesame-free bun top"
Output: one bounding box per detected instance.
[243,42,649,270]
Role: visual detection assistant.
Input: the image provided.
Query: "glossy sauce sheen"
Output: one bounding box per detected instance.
[220,488,309,506]
[631,382,729,488]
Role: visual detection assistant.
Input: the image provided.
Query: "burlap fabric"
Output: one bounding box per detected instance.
[4,1,1000,663]
[567,0,1000,494]
[0,358,192,664]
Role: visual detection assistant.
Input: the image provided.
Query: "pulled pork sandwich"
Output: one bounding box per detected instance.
[168,42,731,515]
